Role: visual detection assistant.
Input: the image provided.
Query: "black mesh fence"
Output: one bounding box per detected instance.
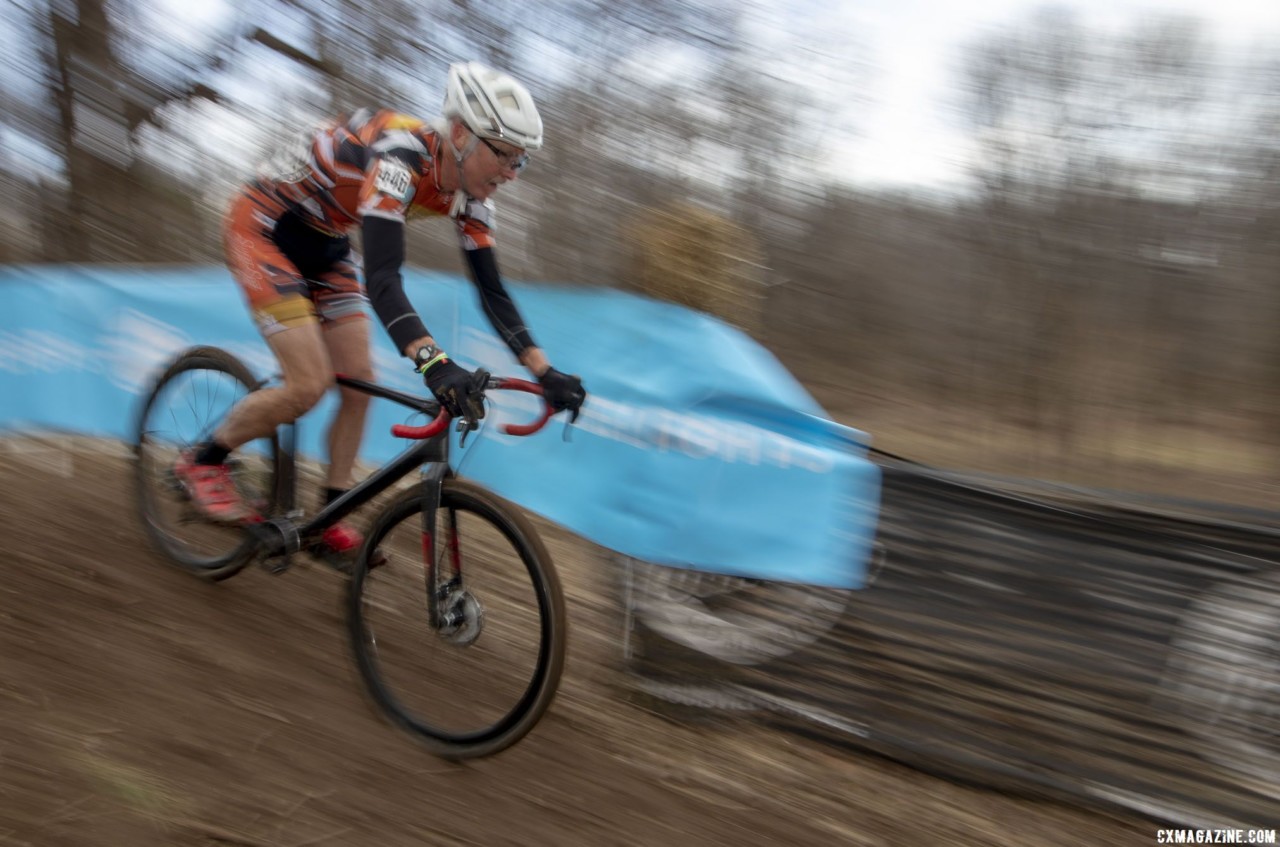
[620,458,1280,829]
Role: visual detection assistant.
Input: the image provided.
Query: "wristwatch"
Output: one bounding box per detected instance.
[414,344,448,373]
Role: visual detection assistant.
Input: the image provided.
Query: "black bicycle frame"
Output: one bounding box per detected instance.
[261,375,451,571]
[254,369,546,629]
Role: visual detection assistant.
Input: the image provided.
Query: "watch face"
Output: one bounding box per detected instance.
[416,345,447,371]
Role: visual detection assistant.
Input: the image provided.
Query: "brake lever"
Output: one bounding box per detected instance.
[456,416,480,447]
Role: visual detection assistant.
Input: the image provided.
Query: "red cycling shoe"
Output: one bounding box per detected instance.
[173,450,256,524]
[312,522,387,570]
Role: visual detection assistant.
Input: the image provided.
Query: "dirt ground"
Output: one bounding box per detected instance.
[0,439,1155,847]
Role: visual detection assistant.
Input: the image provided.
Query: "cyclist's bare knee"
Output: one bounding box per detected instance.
[336,384,372,415]
[267,321,336,420]
[279,377,332,420]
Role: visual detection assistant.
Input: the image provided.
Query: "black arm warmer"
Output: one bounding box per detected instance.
[363,215,429,353]
[464,246,536,357]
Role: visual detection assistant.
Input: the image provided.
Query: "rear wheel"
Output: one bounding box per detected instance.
[133,346,283,580]
[348,480,567,758]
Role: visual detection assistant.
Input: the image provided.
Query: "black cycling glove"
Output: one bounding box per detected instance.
[417,348,487,421]
[538,366,587,422]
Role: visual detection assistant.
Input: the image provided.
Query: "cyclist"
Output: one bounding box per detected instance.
[175,62,587,558]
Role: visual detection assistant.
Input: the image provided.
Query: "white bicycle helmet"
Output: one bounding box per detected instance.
[443,62,543,151]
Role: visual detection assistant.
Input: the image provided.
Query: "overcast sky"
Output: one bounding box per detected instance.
[824,0,1280,191]
[9,0,1280,194]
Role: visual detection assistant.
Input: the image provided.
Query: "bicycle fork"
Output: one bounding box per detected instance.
[419,466,483,645]
[419,462,452,630]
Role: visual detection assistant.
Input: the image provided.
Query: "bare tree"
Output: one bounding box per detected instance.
[956,8,1219,470]
[17,0,240,258]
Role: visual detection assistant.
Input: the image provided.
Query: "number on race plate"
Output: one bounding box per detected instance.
[374,158,414,202]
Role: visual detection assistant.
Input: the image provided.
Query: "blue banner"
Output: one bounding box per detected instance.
[0,266,880,588]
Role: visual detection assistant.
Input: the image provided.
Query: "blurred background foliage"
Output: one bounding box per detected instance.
[2,0,1277,505]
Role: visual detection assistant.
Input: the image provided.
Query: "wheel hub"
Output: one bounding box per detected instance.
[437,589,484,647]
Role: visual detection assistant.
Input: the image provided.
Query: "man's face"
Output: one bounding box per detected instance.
[462,133,527,201]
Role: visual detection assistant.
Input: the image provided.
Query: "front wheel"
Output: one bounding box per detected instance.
[347,480,567,758]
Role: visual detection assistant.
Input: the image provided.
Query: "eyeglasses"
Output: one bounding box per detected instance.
[477,136,530,172]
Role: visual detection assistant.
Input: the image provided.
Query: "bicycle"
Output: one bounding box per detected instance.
[132,345,568,759]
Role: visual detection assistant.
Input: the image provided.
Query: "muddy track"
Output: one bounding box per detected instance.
[1,439,1152,846]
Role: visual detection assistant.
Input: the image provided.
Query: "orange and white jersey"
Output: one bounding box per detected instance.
[246,109,495,250]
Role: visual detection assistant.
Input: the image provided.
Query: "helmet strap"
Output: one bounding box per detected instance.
[454,135,479,196]
[441,122,480,195]
[457,133,479,160]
